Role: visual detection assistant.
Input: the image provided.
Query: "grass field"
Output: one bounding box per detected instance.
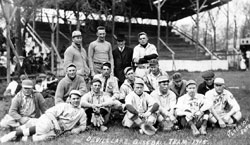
[0,71,250,145]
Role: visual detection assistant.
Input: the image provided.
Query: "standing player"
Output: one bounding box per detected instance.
[0,90,87,143]
[206,78,242,128]
[175,80,212,136]
[133,32,158,78]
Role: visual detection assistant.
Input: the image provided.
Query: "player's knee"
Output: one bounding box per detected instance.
[233,111,242,122]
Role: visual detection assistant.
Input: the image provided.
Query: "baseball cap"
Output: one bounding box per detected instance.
[134,78,144,85]
[214,78,225,84]
[202,71,215,79]
[22,79,33,88]
[124,67,133,75]
[69,90,82,97]
[186,80,197,87]
[102,62,111,68]
[72,30,82,37]
[67,63,77,69]
[157,75,169,83]
[38,73,47,78]
[91,78,102,85]
[20,74,27,81]
[172,72,182,80]
[149,59,159,66]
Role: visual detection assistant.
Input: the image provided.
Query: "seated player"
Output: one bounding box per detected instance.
[122,78,159,135]
[150,75,177,131]
[0,90,86,143]
[206,78,242,128]
[175,80,211,136]
[81,78,121,131]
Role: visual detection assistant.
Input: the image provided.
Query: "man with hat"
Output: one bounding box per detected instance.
[205,78,242,128]
[150,75,177,131]
[133,32,158,78]
[0,90,87,142]
[120,67,150,101]
[198,70,215,95]
[88,26,114,76]
[169,72,187,99]
[13,55,28,76]
[0,79,47,130]
[175,80,211,136]
[144,59,168,93]
[55,63,87,104]
[112,34,133,87]
[122,78,159,135]
[93,62,120,101]
[4,74,27,98]
[64,30,90,80]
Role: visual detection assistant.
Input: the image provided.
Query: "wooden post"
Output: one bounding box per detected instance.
[128,7,131,46]
[6,25,10,83]
[56,0,59,74]
[112,0,115,47]
[157,2,161,51]
[51,17,55,73]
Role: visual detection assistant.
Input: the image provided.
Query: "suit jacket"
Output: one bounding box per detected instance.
[112,46,133,85]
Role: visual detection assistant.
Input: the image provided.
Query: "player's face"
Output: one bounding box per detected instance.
[67,66,77,79]
[72,36,82,44]
[92,82,101,93]
[214,83,224,94]
[70,94,80,107]
[102,66,111,77]
[97,29,106,41]
[22,87,33,96]
[134,83,144,96]
[173,79,183,87]
[149,65,159,75]
[126,70,135,82]
[204,77,214,86]
[138,34,148,45]
[186,84,197,97]
[117,40,125,48]
[159,80,170,93]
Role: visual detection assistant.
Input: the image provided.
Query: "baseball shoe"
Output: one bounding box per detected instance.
[199,126,207,135]
[190,125,200,136]
[0,131,16,143]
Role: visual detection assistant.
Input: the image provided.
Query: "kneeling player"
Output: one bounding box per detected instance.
[122,78,159,135]
[206,78,242,128]
[175,80,211,136]
[0,90,87,143]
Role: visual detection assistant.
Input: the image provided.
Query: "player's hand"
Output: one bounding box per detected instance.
[71,128,80,134]
[218,119,226,128]
[223,114,231,123]
[54,128,62,135]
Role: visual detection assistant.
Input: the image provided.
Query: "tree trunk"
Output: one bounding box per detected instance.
[15,7,22,55]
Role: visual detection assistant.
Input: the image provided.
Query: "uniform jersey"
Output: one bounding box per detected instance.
[176,93,211,113]
[205,88,240,115]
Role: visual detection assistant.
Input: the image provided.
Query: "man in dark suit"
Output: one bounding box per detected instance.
[113,34,133,87]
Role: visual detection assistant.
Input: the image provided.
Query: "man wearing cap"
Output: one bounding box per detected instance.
[169,72,187,99]
[120,67,150,101]
[0,90,87,142]
[81,79,119,132]
[198,71,215,95]
[4,74,27,98]
[64,30,90,79]
[122,78,159,135]
[150,75,177,130]
[175,80,212,136]
[205,78,242,128]
[144,59,168,92]
[93,62,120,100]
[112,34,133,87]
[133,32,158,78]
[55,63,87,104]
[0,79,47,130]
[88,26,114,76]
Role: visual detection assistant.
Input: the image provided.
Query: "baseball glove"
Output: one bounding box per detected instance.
[140,123,157,136]
[161,119,174,131]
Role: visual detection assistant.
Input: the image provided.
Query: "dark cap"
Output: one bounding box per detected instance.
[124,67,133,75]
[149,59,159,66]
[172,72,182,80]
[186,80,197,87]
[97,26,105,31]
[67,63,77,69]
[91,78,102,85]
[102,62,111,69]
[202,71,215,79]
[116,34,126,42]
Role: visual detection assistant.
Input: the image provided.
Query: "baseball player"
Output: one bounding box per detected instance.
[81,78,121,132]
[150,75,177,131]
[175,80,212,136]
[122,78,159,135]
[206,78,242,128]
[0,90,87,143]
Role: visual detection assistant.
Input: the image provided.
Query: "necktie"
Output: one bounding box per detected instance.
[103,77,108,92]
